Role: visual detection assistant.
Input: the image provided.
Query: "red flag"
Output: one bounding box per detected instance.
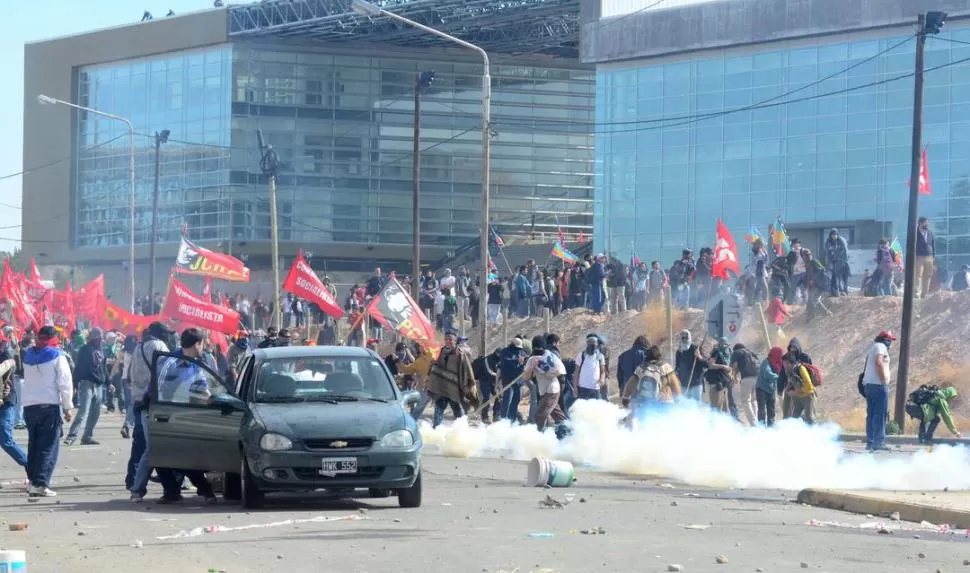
[908,147,932,196]
[175,237,250,282]
[49,284,77,335]
[73,276,105,320]
[161,277,240,334]
[282,251,344,319]
[96,298,157,337]
[1,259,40,328]
[712,219,741,280]
[28,258,42,284]
[365,278,437,350]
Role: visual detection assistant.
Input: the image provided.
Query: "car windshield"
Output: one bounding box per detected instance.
[253,356,397,403]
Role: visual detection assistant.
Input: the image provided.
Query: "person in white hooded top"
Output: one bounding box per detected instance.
[21,326,74,497]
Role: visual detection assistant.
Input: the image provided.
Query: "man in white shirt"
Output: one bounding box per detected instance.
[522,336,567,431]
[21,326,74,497]
[862,330,896,452]
[574,335,605,400]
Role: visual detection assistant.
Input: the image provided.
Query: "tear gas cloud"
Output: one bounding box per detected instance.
[418,400,970,491]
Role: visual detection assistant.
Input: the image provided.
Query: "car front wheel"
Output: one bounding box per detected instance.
[397,471,422,508]
[241,458,265,509]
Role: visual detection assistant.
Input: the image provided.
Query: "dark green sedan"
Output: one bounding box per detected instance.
[147,345,423,509]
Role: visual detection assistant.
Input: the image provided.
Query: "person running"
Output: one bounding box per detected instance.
[522,336,567,432]
[0,351,26,488]
[756,347,783,427]
[21,326,74,498]
[783,353,816,425]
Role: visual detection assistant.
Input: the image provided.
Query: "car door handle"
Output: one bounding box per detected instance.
[153,415,170,423]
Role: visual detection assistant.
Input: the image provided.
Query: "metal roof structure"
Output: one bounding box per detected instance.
[228,0,580,59]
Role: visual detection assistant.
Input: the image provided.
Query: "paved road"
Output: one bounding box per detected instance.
[1,414,967,573]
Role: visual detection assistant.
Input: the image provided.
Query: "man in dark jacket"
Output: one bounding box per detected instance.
[257,327,279,349]
[824,228,849,297]
[65,328,109,446]
[498,338,529,422]
[617,336,649,397]
[675,330,706,401]
[472,348,502,423]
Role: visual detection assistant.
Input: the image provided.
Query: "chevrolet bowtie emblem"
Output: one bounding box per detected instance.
[329,440,349,448]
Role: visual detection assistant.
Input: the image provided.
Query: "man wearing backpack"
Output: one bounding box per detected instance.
[621,345,681,423]
[907,385,960,444]
[730,343,760,426]
[861,330,895,451]
[782,353,816,424]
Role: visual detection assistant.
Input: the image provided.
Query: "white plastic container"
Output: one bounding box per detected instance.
[526,457,575,487]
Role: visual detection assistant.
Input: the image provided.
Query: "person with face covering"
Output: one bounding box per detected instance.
[757,347,783,426]
[427,331,478,428]
[522,336,567,432]
[65,328,110,446]
[861,330,896,451]
[674,330,706,402]
[783,353,816,425]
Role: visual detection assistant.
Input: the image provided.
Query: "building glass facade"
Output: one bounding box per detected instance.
[75,46,233,248]
[594,26,970,269]
[72,43,594,252]
[227,47,593,248]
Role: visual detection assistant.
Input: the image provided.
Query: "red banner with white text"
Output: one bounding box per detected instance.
[161,277,240,334]
[175,237,250,282]
[282,252,344,320]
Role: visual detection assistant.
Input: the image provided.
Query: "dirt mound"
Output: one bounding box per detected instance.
[482,291,970,428]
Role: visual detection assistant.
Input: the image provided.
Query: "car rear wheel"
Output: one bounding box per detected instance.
[241,458,265,509]
[397,471,422,508]
[368,488,391,498]
[223,472,242,501]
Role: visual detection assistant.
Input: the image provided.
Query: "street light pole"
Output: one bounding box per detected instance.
[351,0,492,353]
[258,129,283,330]
[37,94,137,313]
[412,71,436,301]
[148,129,170,305]
[895,11,946,430]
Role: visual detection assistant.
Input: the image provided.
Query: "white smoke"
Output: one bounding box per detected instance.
[418,400,970,491]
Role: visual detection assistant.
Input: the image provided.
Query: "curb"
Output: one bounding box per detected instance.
[797,489,970,528]
[838,434,970,446]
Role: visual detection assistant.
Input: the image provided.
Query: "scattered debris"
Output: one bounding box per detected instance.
[683,493,700,497]
[579,527,606,535]
[715,555,728,564]
[919,553,927,559]
[8,523,27,531]
[890,511,901,521]
[681,524,712,530]
[538,494,573,509]
[579,497,587,503]
[77,531,86,537]
[800,562,809,569]
[877,527,895,535]
[667,565,683,572]
[155,514,365,540]
[393,518,402,523]
[26,498,38,504]
[964,559,970,565]
[670,501,679,507]
[658,483,676,489]
[132,540,144,549]
[528,532,554,539]
[73,476,81,482]
[441,503,453,507]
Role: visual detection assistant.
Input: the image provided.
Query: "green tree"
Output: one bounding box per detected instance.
[0,248,29,274]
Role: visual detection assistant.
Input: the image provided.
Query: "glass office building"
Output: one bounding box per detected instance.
[594,26,970,268]
[73,45,594,253]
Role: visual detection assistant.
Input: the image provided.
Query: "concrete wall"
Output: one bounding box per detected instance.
[582,0,970,64]
[21,9,229,264]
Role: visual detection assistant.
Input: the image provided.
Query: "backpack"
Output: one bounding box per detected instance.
[802,362,824,387]
[668,260,687,284]
[736,349,760,378]
[633,364,664,402]
[908,384,938,406]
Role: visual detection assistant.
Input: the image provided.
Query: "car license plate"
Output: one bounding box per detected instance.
[320,457,357,475]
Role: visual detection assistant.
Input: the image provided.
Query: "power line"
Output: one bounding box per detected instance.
[504,34,915,131]
[525,43,970,136]
[0,133,129,186]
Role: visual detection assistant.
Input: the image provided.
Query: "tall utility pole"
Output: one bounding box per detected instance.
[412,71,435,300]
[147,129,170,303]
[896,11,946,430]
[258,130,282,330]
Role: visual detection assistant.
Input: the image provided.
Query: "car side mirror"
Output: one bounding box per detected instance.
[210,393,247,413]
[402,390,420,406]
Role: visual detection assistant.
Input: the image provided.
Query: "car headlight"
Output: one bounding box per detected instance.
[380,429,414,448]
[259,433,293,451]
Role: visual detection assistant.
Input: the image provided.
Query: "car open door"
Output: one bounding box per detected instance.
[147,352,245,473]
